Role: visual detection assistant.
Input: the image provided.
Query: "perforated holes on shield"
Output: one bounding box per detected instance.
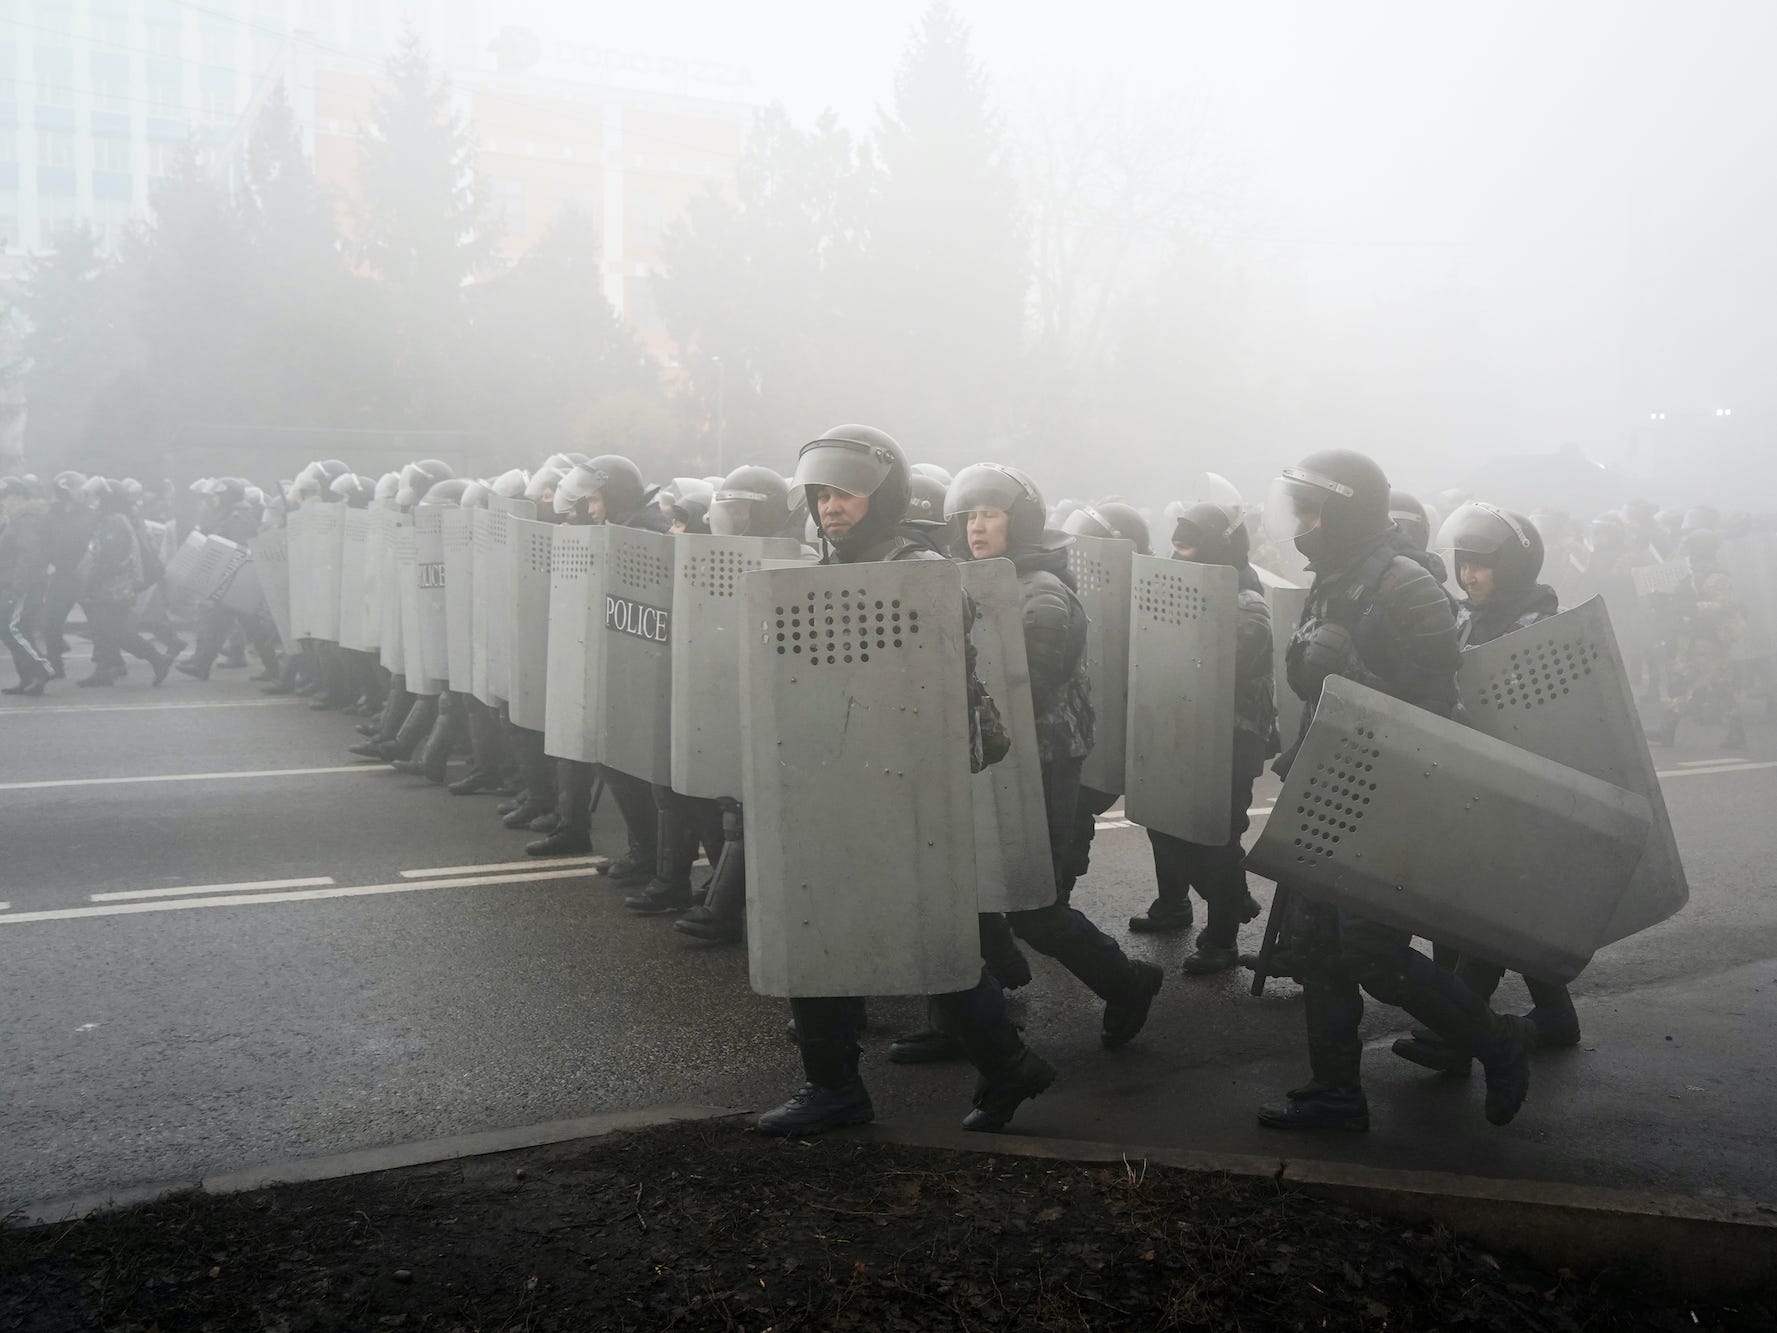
[1293,729,1379,863]
[692,549,753,600]
[1067,547,1110,595]
[772,588,915,664]
[1478,637,1600,712]
[618,544,671,592]
[1136,569,1205,626]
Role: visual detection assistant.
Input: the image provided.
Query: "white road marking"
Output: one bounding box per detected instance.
[1656,760,1777,779]
[0,867,600,926]
[0,699,303,717]
[0,902,9,912]
[400,856,603,878]
[92,876,337,903]
[1678,757,1739,766]
[0,765,383,792]
[1094,805,1274,833]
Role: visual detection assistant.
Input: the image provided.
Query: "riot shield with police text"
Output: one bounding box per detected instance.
[247,528,292,643]
[1457,595,1688,947]
[396,512,442,694]
[1123,556,1238,845]
[414,507,449,689]
[337,508,373,651]
[442,507,474,689]
[591,526,675,784]
[1248,676,1651,983]
[741,559,982,997]
[1066,533,1135,794]
[960,558,1057,913]
[544,523,602,762]
[505,515,554,729]
[669,533,808,799]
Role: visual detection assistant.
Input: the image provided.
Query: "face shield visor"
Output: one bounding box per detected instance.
[490,468,529,499]
[290,465,326,504]
[1063,503,1127,542]
[789,438,893,508]
[552,465,601,516]
[1435,502,1533,566]
[941,464,1029,523]
[1263,466,1352,546]
[525,466,565,507]
[707,487,772,537]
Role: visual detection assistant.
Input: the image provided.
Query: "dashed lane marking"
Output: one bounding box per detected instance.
[92,876,337,903]
[0,903,9,912]
[401,856,604,878]
[0,866,599,926]
[0,765,384,792]
[1095,805,1273,832]
[1655,760,1777,779]
[0,699,305,717]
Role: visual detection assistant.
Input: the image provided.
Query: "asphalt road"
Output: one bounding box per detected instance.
[3,662,1775,1211]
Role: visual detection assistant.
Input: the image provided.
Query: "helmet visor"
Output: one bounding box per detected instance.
[709,489,769,537]
[1264,468,1351,545]
[553,466,598,514]
[1435,502,1532,562]
[1062,504,1119,541]
[942,465,1028,521]
[789,439,892,506]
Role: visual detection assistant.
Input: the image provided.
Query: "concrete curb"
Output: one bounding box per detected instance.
[12,1104,739,1229]
[859,1122,1777,1297]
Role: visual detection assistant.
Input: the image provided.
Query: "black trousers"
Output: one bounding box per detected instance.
[85,598,160,670]
[1145,761,1260,949]
[596,765,658,860]
[791,971,1021,1089]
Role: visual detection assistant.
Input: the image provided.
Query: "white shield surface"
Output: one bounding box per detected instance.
[1266,581,1312,738]
[1632,557,1692,600]
[544,523,602,762]
[505,516,554,729]
[337,509,373,651]
[1457,596,1688,947]
[1247,677,1651,983]
[670,534,809,799]
[220,552,266,620]
[247,528,292,643]
[961,558,1057,913]
[379,510,408,678]
[189,536,249,610]
[1066,534,1135,795]
[1124,556,1238,845]
[741,560,981,998]
[471,507,500,705]
[358,505,384,653]
[414,508,450,688]
[288,507,318,638]
[442,508,474,688]
[1725,532,1777,665]
[307,505,345,643]
[592,526,675,784]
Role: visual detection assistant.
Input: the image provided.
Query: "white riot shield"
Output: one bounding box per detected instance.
[161,531,209,612]
[248,528,292,643]
[379,509,408,678]
[670,534,809,799]
[189,536,249,610]
[470,507,500,706]
[285,506,315,638]
[398,515,443,695]
[358,505,384,654]
[961,558,1057,913]
[592,526,675,784]
[1457,596,1688,947]
[414,508,450,688]
[307,504,345,643]
[442,508,474,689]
[1066,533,1136,795]
[1123,556,1238,845]
[544,523,602,762]
[741,559,981,997]
[1632,557,1692,600]
[1248,677,1652,983]
[220,551,266,620]
[337,509,373,651]
[505,515,554,730]
[1725,532,1777,666]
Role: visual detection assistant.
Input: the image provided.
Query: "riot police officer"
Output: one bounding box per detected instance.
[1393,503,1581,1072]
[0,476,54,694]
[1139,502,1277,974]
[1651,528,1747,750]
[1255,450,1536,1132]
[757,425,1056,1138]
[174,477,281,682]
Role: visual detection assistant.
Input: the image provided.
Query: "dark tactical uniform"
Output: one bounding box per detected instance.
[1655,531,1747,749]
[0,491,55,690]
[1257,453,1536,1132]
[41,482,98,676]
[181,494,280,677]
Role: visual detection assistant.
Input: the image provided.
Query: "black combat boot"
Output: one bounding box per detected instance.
[758,1001,873,1137]
[959,1022,1057,1133]
[979,913,1032,989]
[675,808,745,943]
[1101,960,1165,1049]
[1128,896,1194,934]
[1391,951,1536,1125]
[626,805,694,913]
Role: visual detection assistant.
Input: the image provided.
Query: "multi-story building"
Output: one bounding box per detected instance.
[0,0,756,347]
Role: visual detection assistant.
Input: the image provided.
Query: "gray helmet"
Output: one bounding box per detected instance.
[525,466,566,506]
[490,468,530,499]
[373,471,402,502]
[53,470,88,498]
[558,455,646,520]
[417,478,471,509]
[396,459,454,508]
[907,472,947,521]
[1437,502,1544,591]
[1388,489,1431,550]
[943,463,1047,549]
[1066,500,1151,555]
[1167,501,1246,567]
[910,462,954,488]
[709,465,791,538]
[459,479,491,509]
[329,473,377,507]
[791,423,911,548]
